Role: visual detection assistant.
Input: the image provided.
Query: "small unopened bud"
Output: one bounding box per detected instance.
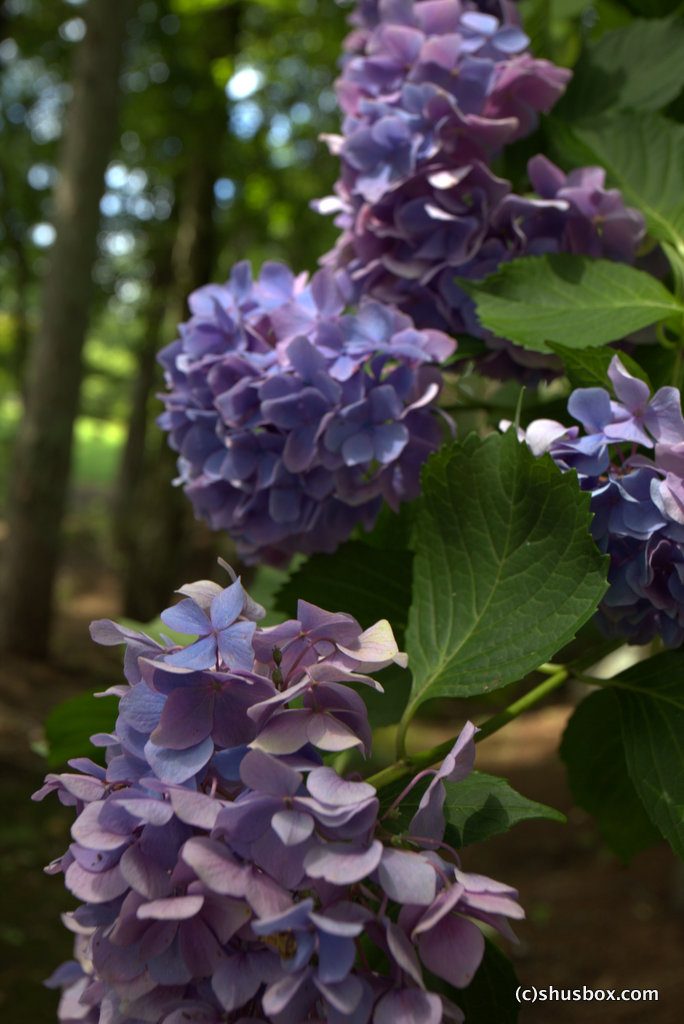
[272,646,283,666]
[272,666,284,689]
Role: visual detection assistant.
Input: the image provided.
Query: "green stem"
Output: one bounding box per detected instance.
[475,668,569,742]
[368,668,569,790]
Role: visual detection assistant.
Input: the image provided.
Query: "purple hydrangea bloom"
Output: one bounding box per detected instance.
[37,570,523,1022]
[158,261,455,563]
[518,356,684,645]
[319,2,644,381]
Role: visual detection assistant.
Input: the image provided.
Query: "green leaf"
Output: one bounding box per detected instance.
[556,113,684,258]
[276,541,412,637]
[461,255,683,352]
[547,343,652,391]
[404,432,607,715]
[44,693,118,768]
[361,502,416,551]
[612,652,684,860]
[442,771,565,847]
[276,541,413,727]
[556,17,684,120]
[452,939,520,1024]
[561,690,661,861]
[381,770,563,846]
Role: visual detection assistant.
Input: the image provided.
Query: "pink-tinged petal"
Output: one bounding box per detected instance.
[337,619,407,670]
[202,894,252,944]
[138,919,177,959]
[119,843,172,900]
[438,721,478,783]
[162,1002,218,1024]
[212,951,274,1012]
[56,977,91,1021]
[151,685,214,750]
[210,579,245,629]
[137,894,204,920]
[71,801,130,851]
[250,710,311,755]
[314,975,363,1014]
[306,712,364,752]
[65,861,128,903]
[377,849,436,906]
[374,988,443,1024]
[271,809,314,846]
[244,864,292,917]
[181,837,248,898]
[262,969,312,1017]
[307,767,375,806]
[179,916,223,976]
[303,840,383,885]
[54,773,105,803]
[385,921,423,987]
[608,355,650,412]
[240,748,302,797]
[413,884,465,936]
[169,788,223,829]
[305,661,383,690]
[309,907,367,938]
[247,678,309,723]
[114,798,174,826]
[648,387,684,442]
[161,598,210,636]
[177,580,222,609]
[164,634,218,670]
[418,913,485,989]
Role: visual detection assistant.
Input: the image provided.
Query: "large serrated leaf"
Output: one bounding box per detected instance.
[44,693,118,768]
[547,343,651,391]
[555,17,684,120]
[554,113,684,259]
[461,255,683,352]
[276,541,412,637]
[442,772,565,847]
[612,652,684,860]
[404,432,607,715]
[561,689,661,861]
[381,770,563,847]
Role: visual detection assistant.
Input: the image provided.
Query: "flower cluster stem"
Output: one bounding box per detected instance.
[367,668,569,791]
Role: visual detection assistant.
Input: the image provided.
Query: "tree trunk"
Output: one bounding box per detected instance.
[0,0,131,657]
[114,141,225,623]
[113,4,243,622]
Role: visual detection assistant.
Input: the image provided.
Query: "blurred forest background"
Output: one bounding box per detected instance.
[0,1,682,1022]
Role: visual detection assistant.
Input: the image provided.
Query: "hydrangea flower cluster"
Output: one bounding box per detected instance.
[36,572,523,1023]
[319,1,644,378]
[518,356,684,645]
[158,261,455,564]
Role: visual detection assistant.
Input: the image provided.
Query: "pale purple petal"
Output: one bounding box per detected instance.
[161,599,210,636]
[137,894,204,920]
[303,840,383,884]
[271,809,315,846]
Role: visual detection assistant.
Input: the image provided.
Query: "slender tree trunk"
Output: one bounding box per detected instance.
[113,5,243,621]
[114,141,224,622]
[0,0,131,657]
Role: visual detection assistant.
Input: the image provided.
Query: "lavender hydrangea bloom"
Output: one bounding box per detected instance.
[158,261,454,563]
[518,356,684,645]
[320,1,644,380]
[37,570,523,1023]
